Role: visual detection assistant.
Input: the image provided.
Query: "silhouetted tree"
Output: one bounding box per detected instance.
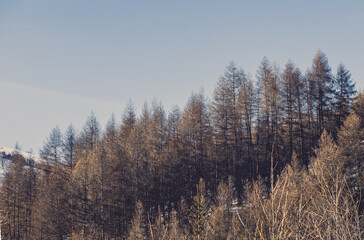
[334,64,357,128]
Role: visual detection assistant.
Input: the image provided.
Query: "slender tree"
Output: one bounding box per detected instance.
[79,112,100,152]
[334,64,357,127]
[40,126,63,165]
[128,201,147,240]
[309,50,334,135]
[256,58,282,179]
[63,124,77,171]
[180,91,213,193]
[213,62,246,185]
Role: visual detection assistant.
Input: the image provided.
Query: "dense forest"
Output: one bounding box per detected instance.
[0,50,363,239]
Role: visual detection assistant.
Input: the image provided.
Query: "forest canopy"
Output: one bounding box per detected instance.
[0,50,362,239]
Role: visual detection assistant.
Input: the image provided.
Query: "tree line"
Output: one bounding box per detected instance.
[0,50,362,239]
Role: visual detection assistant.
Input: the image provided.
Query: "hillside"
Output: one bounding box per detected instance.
[0,147,42,181]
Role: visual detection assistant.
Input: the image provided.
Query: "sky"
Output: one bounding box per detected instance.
[1,0,364,152]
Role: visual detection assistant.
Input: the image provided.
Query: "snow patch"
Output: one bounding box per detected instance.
[0,147,42,163]
[0,147,44,182]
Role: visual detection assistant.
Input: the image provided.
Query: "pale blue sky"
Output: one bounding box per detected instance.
[1,0,363,152]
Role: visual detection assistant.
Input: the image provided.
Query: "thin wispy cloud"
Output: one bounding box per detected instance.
[0,80,123,151]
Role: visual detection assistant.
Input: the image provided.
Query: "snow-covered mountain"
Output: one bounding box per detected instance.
[0,147,43,181]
